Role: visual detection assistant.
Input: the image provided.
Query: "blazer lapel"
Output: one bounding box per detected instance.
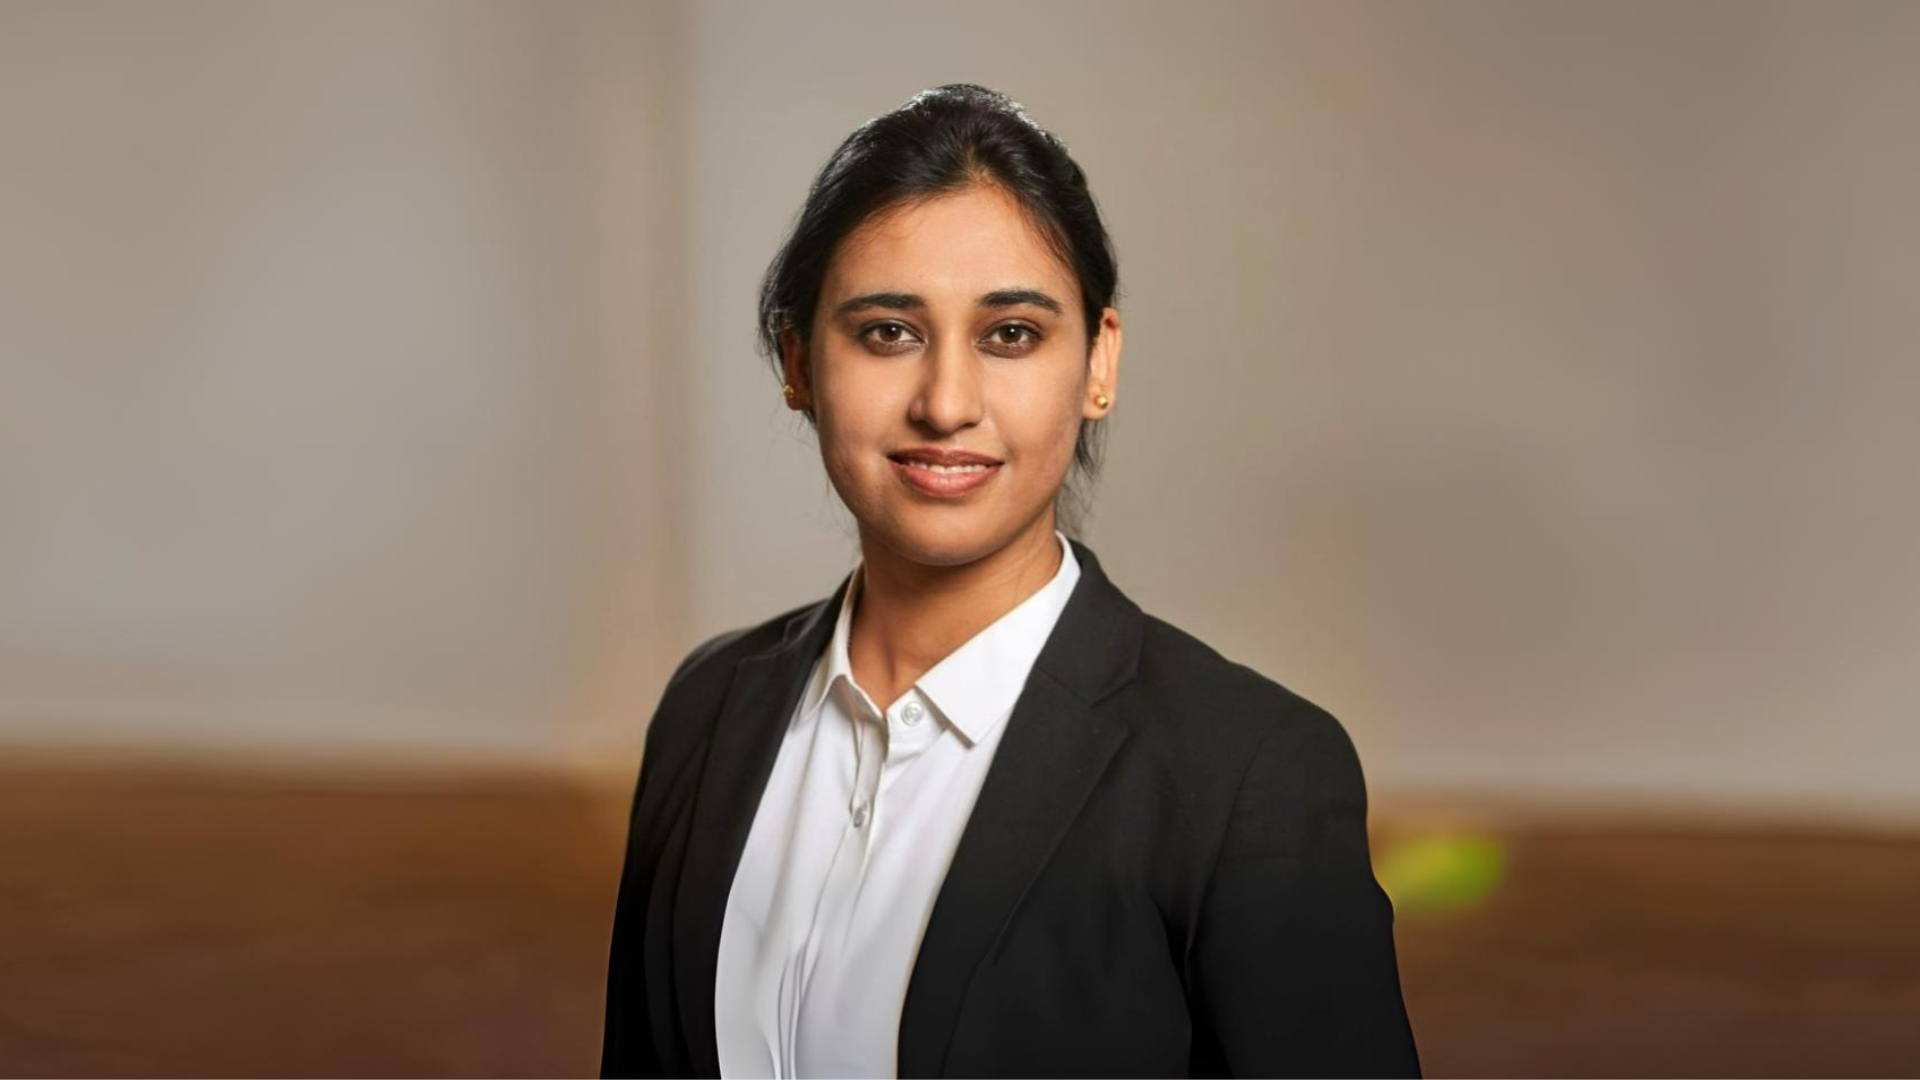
[671,571,850,1079]
[897,538,1147,1078]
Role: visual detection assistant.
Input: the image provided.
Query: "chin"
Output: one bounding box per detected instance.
[887,521,998,566]
[860,508,1009,567]
[833,465,1044,567]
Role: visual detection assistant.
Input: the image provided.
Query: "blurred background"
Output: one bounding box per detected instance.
[2,0,1917,1075]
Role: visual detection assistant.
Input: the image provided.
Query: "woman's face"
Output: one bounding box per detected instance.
[784,182,1121,569]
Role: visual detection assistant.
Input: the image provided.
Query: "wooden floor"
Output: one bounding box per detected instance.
[1,765,1916,1078]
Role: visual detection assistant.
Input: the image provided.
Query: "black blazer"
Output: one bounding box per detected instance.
[601,538,1420,1078]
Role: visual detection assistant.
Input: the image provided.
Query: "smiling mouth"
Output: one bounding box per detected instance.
[891,459,996,474]
[887,455,1002,497]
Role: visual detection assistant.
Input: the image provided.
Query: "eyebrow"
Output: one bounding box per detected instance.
[833,287,1065,317]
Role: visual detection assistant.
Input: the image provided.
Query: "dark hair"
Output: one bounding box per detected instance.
[757,83,1119,537]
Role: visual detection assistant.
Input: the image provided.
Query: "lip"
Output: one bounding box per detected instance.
[888,447,1003,467]
[889,454,1002,498]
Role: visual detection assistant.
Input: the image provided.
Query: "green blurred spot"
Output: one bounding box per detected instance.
[1374,831,1506,915]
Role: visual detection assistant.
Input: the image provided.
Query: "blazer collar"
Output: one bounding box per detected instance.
[671,536,1145,1078]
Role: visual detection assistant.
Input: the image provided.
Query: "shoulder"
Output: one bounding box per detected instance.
[638,596,821,758]
[1126,611,1365,787]
[659,598,816,707]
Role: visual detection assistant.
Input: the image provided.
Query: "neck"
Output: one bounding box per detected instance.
[846,513,1065,712]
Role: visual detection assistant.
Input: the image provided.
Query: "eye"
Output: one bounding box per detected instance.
[859,320,920,354]
[984,323,1042,356]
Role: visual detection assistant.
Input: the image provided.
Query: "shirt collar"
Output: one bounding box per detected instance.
[799,529,1082,746]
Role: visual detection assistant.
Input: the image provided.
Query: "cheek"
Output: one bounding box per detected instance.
[818,418,867,479]
[1006,374,1086,472]
[814,398,890,495]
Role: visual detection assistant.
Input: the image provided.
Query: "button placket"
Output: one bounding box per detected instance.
[884,694,943,765]
[848,700,883,835]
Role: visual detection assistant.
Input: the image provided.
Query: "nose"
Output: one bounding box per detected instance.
[907,332,985,434]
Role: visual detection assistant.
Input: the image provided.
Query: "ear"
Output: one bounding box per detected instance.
[1082,306,1122,420]
[779,325,814,413]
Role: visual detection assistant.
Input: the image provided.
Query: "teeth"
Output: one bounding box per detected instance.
[905,461,991,474]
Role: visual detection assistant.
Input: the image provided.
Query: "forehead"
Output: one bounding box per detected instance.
[823,183,1078,303]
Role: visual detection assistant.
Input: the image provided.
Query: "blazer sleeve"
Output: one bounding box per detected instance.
[601,628,749,1078]
[599,722,666,1079]
[1187,704,1422,1078]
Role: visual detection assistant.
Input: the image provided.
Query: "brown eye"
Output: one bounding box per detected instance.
[985,323,1040,355]
[860,321,918,353]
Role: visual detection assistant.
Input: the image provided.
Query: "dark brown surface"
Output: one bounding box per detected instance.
[1,764,1917,1077]
[1382,823,1920,1078]
[0,765,621,1078]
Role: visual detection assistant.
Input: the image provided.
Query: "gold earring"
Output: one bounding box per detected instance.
[1095,392,1110,408]
[783,383,796,401]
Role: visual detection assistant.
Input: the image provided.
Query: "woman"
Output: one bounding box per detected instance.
[601,84,1419,1079]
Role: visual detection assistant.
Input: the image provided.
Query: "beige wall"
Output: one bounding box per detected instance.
[0,1,688,774]
[4,1,1916,819]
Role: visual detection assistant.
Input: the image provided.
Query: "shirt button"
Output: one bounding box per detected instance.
[851,803,869,828]
[901,701,924,726]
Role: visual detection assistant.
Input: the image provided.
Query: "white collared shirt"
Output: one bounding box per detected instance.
[714,530,1082,1079]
